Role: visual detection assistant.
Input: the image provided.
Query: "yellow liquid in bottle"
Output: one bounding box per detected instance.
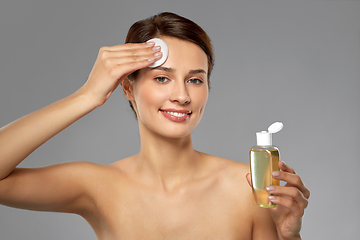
[250,147,280,208]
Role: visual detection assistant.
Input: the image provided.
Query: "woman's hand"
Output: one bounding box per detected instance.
[78,42,162,107]
[247,161,310,240]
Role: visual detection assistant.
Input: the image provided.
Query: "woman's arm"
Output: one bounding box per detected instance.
[0,161,99,214]
[0,42,161,212]
[0,92,98,180]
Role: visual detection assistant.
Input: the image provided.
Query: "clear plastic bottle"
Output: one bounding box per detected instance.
[249,122,283,208]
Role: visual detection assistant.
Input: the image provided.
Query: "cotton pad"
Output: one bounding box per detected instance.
[147,38,168,68]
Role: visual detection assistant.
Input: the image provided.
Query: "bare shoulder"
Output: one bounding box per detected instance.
[199,153,279,237]
[196,151,254,202]
[197,151,250,180]
[195,152,261,232]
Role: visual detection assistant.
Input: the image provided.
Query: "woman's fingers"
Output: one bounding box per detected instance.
[108,56,162,82]
[107,51,162,67]
[99,52,162,76]
[279,161,295,174]
[101,42,155,52]
[98,44,161,68]
[268,162,310,216]
[102,46,161,61]
[272,163,310,199]
[268,195,305,220]
[267,185,309,210]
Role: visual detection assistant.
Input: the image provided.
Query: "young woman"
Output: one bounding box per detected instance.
[0,12,309,239]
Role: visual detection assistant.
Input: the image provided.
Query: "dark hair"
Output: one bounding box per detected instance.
[125,12,214,114]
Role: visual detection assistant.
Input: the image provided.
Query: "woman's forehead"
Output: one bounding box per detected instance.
[160,37,208,72]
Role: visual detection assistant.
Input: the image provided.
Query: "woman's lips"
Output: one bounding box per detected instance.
[159,109,192,122]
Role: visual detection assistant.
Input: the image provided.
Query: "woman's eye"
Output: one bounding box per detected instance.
[155,77,169,83]
[188,79,203,84]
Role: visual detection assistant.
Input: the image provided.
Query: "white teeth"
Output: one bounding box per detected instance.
[165,111,187,117]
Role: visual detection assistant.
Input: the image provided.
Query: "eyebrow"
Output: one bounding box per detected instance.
[189,69,207,74]
[153,66,207,75]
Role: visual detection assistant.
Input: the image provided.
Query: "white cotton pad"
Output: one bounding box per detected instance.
[147,38,169,68]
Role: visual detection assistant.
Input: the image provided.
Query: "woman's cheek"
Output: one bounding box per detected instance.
[192,88,208,112]
[136,85,168,111]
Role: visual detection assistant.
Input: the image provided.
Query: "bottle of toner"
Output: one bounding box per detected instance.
[250,122,283,208]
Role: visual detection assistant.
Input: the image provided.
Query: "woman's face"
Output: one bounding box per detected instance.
[130,36,209,139]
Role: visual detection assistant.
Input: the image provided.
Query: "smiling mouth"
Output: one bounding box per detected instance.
[159,109,192,117]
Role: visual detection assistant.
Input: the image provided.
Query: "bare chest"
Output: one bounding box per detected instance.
[89,179,253,240]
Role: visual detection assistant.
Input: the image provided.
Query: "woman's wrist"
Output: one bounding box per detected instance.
[276,225,302,240]
[279,234,301,240]
[71,86,105,110]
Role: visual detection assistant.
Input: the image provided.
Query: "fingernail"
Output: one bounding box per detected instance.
[148,57,155,62]
[268,196,276,201]
[152,46,161,51]
[281,161,286,167]
[146,42,155,47]
[266,186,275,193]
[272,171,280,177]
[154,52,162,58]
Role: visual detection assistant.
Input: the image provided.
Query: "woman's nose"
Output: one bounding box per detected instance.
[170,82,190,105]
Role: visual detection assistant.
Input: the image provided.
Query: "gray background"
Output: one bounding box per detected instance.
[0,0,359,239]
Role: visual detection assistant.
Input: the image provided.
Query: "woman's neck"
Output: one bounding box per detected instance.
[134,127,201,192]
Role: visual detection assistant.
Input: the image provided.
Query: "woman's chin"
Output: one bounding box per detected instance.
[153,127,193,140]
[140,124,193,140]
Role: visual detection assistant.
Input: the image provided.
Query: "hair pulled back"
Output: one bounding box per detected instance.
[126,12,214,81]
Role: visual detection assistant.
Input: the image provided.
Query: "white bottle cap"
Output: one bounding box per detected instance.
[256,122,283,146]
[146,38,169,68]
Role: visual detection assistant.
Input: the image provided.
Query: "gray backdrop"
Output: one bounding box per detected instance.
[0,0,359,239]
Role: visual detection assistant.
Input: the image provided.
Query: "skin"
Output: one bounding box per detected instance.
[0,36,310,240]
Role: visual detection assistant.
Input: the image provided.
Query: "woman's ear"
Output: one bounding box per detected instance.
[122,77,135,101]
